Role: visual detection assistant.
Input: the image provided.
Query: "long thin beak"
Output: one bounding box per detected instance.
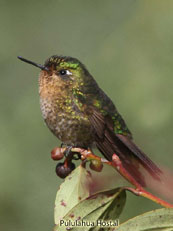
[17,56,49,71]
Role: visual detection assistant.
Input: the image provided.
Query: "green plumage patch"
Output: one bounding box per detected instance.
[45,55,80,70]
[59,61,79,69]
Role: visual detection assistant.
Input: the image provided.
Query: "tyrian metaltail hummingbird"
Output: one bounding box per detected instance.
[18,55,162,185]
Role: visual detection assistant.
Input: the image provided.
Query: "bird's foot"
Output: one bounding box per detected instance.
[51,145,81,161]
[64,146,81,160]
[64,147,103,172]
[60,142,65,148]
[51,146,104,177]
[51,146,84,179]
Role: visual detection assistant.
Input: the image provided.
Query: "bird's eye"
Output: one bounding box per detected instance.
[59,69,67,75]
[59,69,73,77]
[58,69,73,79]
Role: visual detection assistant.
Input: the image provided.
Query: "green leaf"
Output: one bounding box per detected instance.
[54,165,92,225]
[54,187,126,231]
[116,208,173,231]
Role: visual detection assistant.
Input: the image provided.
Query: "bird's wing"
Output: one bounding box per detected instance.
[89,109,162,187]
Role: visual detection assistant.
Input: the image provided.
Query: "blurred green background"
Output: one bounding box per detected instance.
[1,0,173,230]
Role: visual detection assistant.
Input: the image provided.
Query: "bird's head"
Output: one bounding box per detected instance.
[18,55,91,89]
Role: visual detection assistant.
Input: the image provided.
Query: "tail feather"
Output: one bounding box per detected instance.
[96,138,147,186]
[96,129,162,187]
[116,134,162,178]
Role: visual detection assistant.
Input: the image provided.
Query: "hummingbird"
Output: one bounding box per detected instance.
[18,55,161,185]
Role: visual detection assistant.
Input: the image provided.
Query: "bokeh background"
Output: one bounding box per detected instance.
[1,0,173,230]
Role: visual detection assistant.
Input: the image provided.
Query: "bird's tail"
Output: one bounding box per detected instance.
[96,131,162,187]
